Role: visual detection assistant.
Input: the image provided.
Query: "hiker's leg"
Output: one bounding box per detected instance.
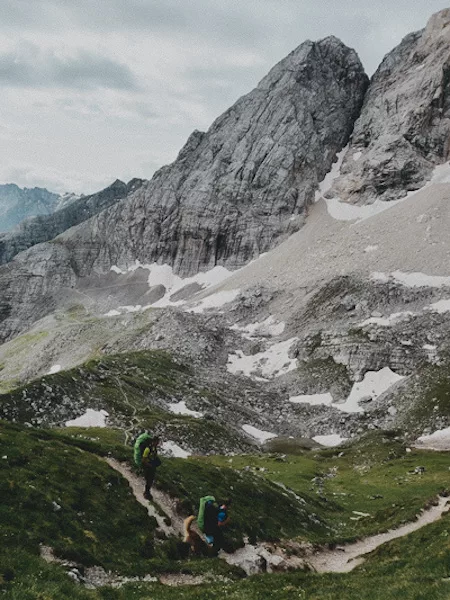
[143,466,156,497]
[212,529,224,556]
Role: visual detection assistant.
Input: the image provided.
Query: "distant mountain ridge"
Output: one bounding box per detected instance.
[0,183,73,232]
[0,178,144,266]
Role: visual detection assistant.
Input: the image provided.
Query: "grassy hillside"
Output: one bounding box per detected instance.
[0,420,323,598]
[2,420,450,599]
[0,350,253,454]
[209,432,449,542]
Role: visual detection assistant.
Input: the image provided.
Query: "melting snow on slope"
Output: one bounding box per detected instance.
[360,311,416,327]
[290,393,334,406]
[66,409,109,428]
[48,364,61,375]
[313,434,348,447]
[324,160,450,223]
[107,262,235,311]
[161,441,190,458]
[333,367,404,413]
[188,290,240,313]
[231,316,285,339]
[167,400,203,418]
[242,425,277,443]
[372,271,450,288]
[428,299,450,313]
[415,427,450,451]
[227,338,298,379]
[314,146,347,203]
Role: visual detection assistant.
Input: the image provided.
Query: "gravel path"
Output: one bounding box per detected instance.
[105,458,450,577]
[105,457,184,538]
[307,496,450,573]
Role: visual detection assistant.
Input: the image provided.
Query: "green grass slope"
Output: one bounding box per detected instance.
[0,350,253,454]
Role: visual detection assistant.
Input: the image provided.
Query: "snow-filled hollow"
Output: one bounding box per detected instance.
[227,338,298,379]
[313,434,348,447]
[334,367,404,413]
[167,400,203,419]
[324,159,450,223]
[242,424,277,443]
[161,441,190,458]
[415,427,450,451]
[65,409,109,428]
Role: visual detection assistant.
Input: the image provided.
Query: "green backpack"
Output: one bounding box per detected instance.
[197,495,216,532]
[134,432,152,467]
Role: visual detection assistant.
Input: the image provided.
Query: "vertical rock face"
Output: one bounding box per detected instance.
[57,36,368,277]
[0,36,368,342]
[328,8,450,205]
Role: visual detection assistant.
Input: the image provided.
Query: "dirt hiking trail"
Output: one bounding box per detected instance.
[105,459,450,575]
[308,496,450,573]
[105,457,185,538]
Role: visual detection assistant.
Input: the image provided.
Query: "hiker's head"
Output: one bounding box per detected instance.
[152,436,161,447]
[221,498,232,508]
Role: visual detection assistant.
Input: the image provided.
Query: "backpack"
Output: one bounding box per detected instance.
[197,495,216,532]
[134,432,152,467]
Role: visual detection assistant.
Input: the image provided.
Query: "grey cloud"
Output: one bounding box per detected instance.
[0,45,139,90]
[3,0,449,74]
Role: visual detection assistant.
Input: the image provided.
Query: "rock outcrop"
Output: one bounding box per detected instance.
[328,8,450,205]
[0,36,368,342]
[0,179,143,265]
[61,37,367,277]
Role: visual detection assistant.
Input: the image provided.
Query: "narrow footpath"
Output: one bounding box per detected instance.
[105,459,450,575]
[308,496,450,573]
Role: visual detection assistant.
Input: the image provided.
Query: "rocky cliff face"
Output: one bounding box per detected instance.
[51,36,368,278]
[328,9,450,205]
[0,36,368,342]
[0,179,143,265]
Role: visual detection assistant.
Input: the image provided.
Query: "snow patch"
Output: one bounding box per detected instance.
[333,368,404,414]
[66,409,108,428]
[371,271,450,288]
[48,364,61,375]
[429,299,450,313]
[391,271,450,288]
[290,393,334,407]
[416,427,450,451]
[232,316,285,339]
[325,161,450,223]
[161,441,190,458]
[189,289,240,313]
[242,425,277,443]
[227,338,298,379]
[108,262,235,310]
[423,344,437,351]
[313,434,348,447]
[110,265,124,274]
[167,400,203,419]
[314,146,347,202]
[360,311,415,327]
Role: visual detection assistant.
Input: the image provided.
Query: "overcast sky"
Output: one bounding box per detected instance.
[0,1,448,194]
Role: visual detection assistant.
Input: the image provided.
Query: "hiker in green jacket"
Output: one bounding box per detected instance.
[142,436,161,499]
[134,432,161,500]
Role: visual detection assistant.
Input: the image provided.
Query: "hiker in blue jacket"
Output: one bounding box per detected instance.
[204,498,231,555]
